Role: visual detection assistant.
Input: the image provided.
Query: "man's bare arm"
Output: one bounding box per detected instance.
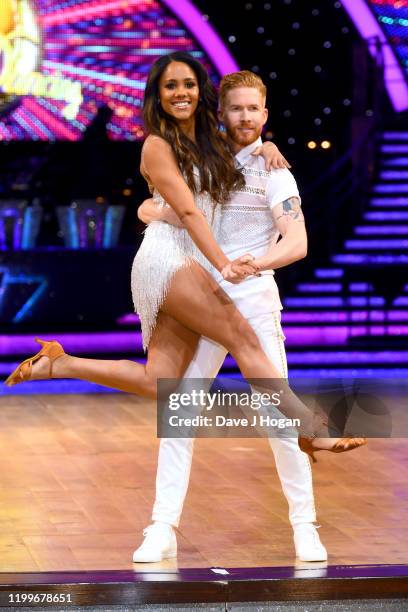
[254,196,307,271]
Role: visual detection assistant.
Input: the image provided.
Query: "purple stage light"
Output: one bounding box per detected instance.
[364,212,408,220]
[287,350,408,364]
[374,184,408,193]
[370,197,408,206]
[340,0,408,112]
[381,157,408,167]
[354,226,408,235]
[333,254,408,264]
[380,171,408,180]
[381,145,408,153]
[296,283,343,293]
[314,269,344,279]
[349,283,372,291]
[0,379,125,395]
[383,132,408,141]
[345,239,408,249]
[0,332,142,356]
[284,297,385,307]
[283,311,408,323]
[288,368,408,378]
[285,297,344,307]
[394,297,408,306]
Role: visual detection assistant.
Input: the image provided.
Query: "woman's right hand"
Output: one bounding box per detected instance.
[221,254,260,284]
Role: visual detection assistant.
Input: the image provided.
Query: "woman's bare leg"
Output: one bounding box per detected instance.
[159,264,367,450]
[28,312,199,398]
[158,263,319,435]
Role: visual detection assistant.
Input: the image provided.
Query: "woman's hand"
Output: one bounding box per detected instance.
[252,141,291,170]
[221,254,260,284]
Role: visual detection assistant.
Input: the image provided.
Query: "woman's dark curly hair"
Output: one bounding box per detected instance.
[143,51,244,204]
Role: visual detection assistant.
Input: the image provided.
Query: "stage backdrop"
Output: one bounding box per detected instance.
[0,0,237,141]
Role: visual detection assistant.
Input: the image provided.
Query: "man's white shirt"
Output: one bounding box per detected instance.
[213,136,301,317]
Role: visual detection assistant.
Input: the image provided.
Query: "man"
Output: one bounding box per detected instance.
[133,71,327,563]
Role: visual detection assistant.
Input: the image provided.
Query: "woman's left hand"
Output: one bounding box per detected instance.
[252,141,291,171]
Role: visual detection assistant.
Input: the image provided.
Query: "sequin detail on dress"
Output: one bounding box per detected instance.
[131,187,220,350]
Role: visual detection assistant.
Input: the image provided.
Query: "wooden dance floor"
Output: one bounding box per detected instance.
[0,392,407,573]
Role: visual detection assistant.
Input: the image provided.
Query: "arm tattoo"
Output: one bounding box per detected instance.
[276,197,304,222]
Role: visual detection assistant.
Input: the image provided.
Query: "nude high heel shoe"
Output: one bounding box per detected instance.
[4,338,65,386]
[298,436,367,463]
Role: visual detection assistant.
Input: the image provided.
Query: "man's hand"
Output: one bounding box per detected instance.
[161,205,185,227]
[252,141,291,171]
[138,198,206,227]
[221,254,260,284]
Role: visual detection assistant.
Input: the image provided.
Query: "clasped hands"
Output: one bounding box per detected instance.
[221,254,260,284]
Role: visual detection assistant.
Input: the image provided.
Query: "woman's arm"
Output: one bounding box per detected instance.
[142,136,257,275]
[138,198,186,227]
[252,141,291,170]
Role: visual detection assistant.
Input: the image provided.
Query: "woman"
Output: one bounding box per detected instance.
[6,52,365,457]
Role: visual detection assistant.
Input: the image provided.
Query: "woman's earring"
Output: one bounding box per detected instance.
[156,98,161,105]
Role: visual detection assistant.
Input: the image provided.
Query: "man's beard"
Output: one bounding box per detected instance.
[226,124,262,146]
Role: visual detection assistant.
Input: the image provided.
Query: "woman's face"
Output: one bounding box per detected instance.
[158,61,200,123]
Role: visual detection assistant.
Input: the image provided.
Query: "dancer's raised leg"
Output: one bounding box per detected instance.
[6,312,199,398]
[160,263,366,452]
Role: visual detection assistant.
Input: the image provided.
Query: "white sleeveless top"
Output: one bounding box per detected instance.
[131,168,220,350]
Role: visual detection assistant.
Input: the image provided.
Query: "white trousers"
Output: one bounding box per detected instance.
[152,312,316,528]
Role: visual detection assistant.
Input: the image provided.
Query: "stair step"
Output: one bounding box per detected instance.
[314,268,344,278]
[345,239,408,249]
[394,297,408,306]
[285,326,408,346]
[381,145,408,153]
[332,254,408,264]
[284,297,385,308]
[282,311,408,323]
[364,212,408,221]
[380,170,408,180]
[286,350,408,365]
[296,283,343,293]
[295,282,374,293]
[382,132,408,140]
[370,197,408,206]
[349,283,373,292]
[287,367,408,377]
[354,225,408,235]
[381,157,408,167]
[373,184,408,193]
[0,332,142,356]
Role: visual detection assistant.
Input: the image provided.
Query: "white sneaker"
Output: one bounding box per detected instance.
[132,523,177,563]
[293,523,328,562]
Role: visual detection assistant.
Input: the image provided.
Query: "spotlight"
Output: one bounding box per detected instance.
[321,140,331,149]
[307,141,317,150]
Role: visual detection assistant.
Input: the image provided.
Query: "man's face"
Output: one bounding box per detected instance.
[219,87,268,148]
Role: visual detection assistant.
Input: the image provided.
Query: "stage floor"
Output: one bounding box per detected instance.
[0,393,407,573]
